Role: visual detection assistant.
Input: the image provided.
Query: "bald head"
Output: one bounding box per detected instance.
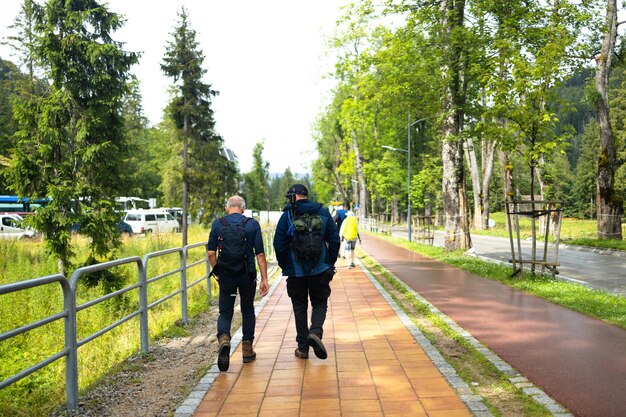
[225,195,246,214]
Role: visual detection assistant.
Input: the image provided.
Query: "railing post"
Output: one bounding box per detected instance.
[204,245,212,304]
[138,259,149,354]
[65,276,78,409]
[180,249,188,324]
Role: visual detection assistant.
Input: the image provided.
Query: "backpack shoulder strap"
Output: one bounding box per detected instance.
[219,216,228,226]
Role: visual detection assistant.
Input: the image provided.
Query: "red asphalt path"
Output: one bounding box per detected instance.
[361,234,626,417]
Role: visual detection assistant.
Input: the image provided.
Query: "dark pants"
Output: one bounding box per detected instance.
[286,269,332,351]
[217,273,257,342]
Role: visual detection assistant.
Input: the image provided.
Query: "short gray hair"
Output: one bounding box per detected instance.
[226,195,246,210]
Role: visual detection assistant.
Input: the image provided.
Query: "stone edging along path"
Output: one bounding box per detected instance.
[360,248,573,417]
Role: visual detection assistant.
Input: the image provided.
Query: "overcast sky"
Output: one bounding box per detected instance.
[0,1,346,174]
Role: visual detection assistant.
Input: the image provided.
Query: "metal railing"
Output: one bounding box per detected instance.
[361,217,378,233]
[0,242,211,410]
[263,227,275,260]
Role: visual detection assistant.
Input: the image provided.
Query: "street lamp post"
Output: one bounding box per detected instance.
[382,113,424,242]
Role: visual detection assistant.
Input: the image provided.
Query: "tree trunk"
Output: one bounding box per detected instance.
[464,134,495,231]
[352,129,368,220]
[499,150,515,201]
[182,112,189,247]
[481,137,496,229]
[57,258,66,277]
[440,0,469,251]
[464,137,482,229]
[499,150,515,233]
[595,0,623,240]
[443,138,467,250]
[392,198,399,224]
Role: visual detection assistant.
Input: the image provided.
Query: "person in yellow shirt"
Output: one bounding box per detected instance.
[339,211,361,268]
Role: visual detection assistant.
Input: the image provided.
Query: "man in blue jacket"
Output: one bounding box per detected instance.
[273,184,340,360]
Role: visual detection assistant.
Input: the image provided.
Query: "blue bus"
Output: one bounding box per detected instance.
[0,195,50,216]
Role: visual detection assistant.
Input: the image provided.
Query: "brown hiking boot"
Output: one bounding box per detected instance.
[294,347,309,359]
[242,340,256,363]
[217,334,231,371]
[307,333,327,359]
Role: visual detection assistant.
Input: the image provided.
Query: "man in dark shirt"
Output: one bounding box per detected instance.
[207,195,268,371]
[273,184,340,360]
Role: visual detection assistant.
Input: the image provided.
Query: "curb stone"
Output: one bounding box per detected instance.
[357,257,496,417]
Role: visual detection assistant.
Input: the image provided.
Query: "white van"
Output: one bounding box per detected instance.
[123,209,180,235]
[124,209,179,233]
[0,213,35,240]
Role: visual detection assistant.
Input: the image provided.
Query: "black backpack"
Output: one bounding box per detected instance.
[292,212,324,269]
[334,215,343,230]
[216,217,250,276]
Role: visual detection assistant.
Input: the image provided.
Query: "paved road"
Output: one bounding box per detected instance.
[391,228,626,296]
[362,235,626,417]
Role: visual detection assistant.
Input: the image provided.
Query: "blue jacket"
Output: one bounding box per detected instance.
[273,199,340,277]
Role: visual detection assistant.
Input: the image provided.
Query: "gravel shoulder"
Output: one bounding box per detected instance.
[50,265,281,417]
[52,305,226,417]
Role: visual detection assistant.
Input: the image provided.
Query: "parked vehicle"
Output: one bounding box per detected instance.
[123,209,180,234]
[0,213,36,239]
[161,207,183,230]
[118,221,133,237]
[70,220,134,237]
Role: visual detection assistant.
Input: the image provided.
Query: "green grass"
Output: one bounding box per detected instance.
[0,225,217,417]
[376,235,626,330]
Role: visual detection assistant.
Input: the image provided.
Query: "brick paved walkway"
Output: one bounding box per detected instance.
[181,264,474,417]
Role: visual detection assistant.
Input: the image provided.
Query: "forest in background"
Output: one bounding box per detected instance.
[0,1,311,272]
[310,0,625,250]
[0,0,625,272]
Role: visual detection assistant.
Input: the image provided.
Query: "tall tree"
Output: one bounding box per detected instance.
[243,142,270,211]
[0,59,24,176]
[594,0,623,240]
[438,0,470,251]
[4,0,137,274]
[3,0,39,85]
[161,7,218,245]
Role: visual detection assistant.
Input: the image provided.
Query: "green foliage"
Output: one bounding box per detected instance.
[160,7,236,229]
[3,0,138,271]
[572,122,600,217]
[311,0,619,239]
[0,227,213,416]
[268,168,296,210]
[0,60,22,176]
[242,142,270,210]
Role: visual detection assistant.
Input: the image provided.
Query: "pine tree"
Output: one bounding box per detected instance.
[4,0,137,274]
[161,7,223,245]
[243,142,270,211]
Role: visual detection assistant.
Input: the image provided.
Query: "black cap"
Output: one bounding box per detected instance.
[286,183,308,196]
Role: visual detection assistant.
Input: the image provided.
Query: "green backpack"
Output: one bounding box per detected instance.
[292,212,324,268]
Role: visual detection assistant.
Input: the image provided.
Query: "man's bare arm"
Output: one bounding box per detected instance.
[208,250,217,268]
[256,253,269,296]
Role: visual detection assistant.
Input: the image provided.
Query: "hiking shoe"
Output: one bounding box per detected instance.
[350,262,355,268]
[307,333,328,360]
[242,340,256,363]
[294,348,309,359]
[217,334,231,371]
